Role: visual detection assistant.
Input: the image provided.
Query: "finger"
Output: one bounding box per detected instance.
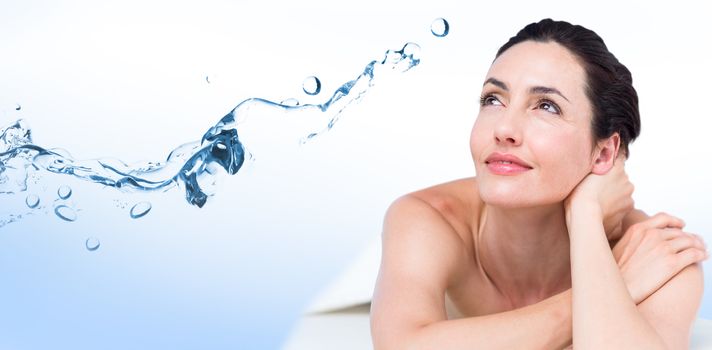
[692,233,708,250]
[656,230,701,250]
[692,234,707,250]
[667,234,706,253]
[658,227,685,240]
[640,212,685,230]
[675,247,708,271]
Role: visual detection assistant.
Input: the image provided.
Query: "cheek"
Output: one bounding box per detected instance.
[470,115,594,206]
[469,117,488,163]
[529,130,592,195]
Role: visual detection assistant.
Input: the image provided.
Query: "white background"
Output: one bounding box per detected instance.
[1,0,710,348]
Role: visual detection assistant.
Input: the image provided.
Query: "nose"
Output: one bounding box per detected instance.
[493,112,522,146]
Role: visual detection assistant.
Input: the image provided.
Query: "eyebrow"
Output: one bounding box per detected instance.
[483,77,570,102]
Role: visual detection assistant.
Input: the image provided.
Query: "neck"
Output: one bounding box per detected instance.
[475,202,572,307]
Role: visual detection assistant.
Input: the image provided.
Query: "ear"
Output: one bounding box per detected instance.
[591,133,621,175]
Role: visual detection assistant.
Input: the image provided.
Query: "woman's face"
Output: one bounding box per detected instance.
[470,40,596,208]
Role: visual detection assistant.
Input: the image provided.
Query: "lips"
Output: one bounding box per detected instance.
[484,152,532,175]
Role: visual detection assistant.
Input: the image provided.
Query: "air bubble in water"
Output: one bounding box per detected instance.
[302,76,321,95]
[54,205,77,222]
[402,42,421,58]
[15,104,21,111]
[57,185,72,199]
[25,194,40,208]
[130,201,152,219]
[431,18,450,37]
[85,237,100,251]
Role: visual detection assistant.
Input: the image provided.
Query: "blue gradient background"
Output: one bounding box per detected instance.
[1,0,710,349]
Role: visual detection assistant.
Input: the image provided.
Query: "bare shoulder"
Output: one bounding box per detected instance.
[381,192,469,274]
[371,178,480,332]
[382,176,481,261]
[404,177,482,245]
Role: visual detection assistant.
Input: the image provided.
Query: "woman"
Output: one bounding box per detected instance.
[370,19,706,349]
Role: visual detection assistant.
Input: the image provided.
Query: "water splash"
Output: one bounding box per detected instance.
[302,76,321,95]
[54,205,77,222]
[25,194,39,208]
[280,98,300,107]
[85,237,100,251]
[129,201,152,219]
[57,185,72,199]
[0,41,422,226]
[431,18,450,37]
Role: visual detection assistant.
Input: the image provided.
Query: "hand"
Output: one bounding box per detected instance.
[612,212,708,304]
[564,153,634,236]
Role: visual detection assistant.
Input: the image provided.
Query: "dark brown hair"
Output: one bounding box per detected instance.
[496,18,641,157]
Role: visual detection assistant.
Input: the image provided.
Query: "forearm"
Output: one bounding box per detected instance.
[401,290,572,350]
[567,201,666,349]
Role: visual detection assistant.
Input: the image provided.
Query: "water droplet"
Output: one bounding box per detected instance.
[431,18,450,37]
[85,237,100,251]
[402,42,421,58]
[280,98,300,107]
[15,104,21,111]
[54,205,77,222]
[205,76,211,84]
[302,76,322,95]
[25,194,40,208]
[57,185,72,199]
[130,201,152,219]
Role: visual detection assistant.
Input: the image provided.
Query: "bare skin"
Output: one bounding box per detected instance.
[370,40,707,349]
[412,177,573,314]
[406,176,572,315]
[371,177,705,349]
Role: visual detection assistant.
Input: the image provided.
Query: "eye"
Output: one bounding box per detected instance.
[536,99,561,114]
[479,94,503,107]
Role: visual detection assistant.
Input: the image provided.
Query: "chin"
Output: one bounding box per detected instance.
[478,182,530,208]
[477,179,565,209]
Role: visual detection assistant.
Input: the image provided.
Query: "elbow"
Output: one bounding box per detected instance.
[372,336,424,350]
[371,332,415,350]
[371,318,428,350]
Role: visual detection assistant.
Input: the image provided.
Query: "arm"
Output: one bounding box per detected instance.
[637,262,704,349]
[370,195,573,350]
[372,195,705,349]
[607,208,648,246]
[615,210,706,349]
[565,153,706,349]
[567,201,668,349]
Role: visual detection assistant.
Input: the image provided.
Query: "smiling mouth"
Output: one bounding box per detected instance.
[485,160,532,168]
[485,160,532,175]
